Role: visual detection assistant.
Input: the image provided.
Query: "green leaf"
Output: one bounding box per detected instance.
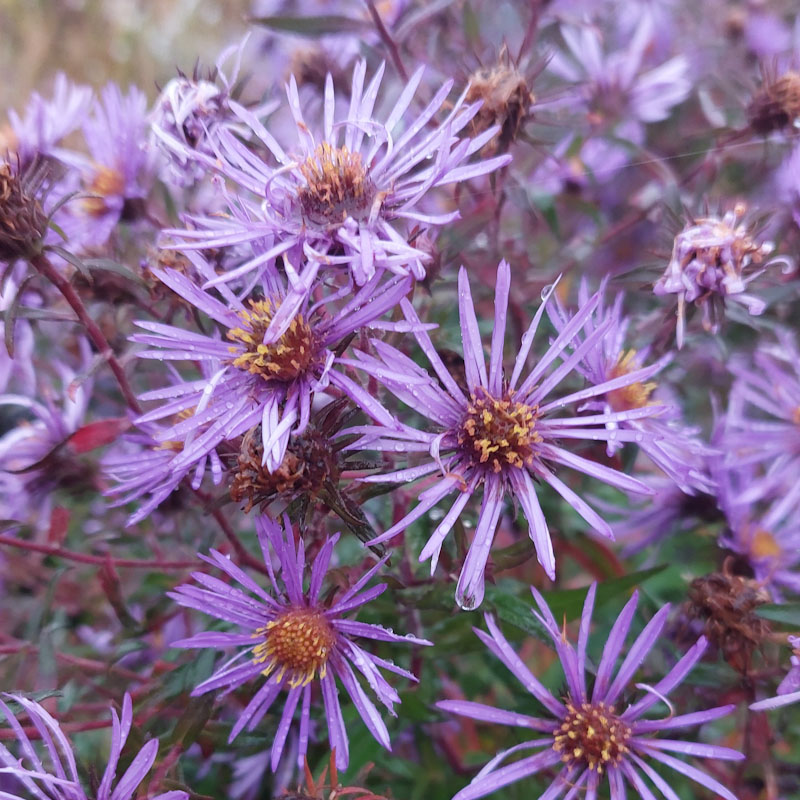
[249,14,370,37]
[756,604,800,628]
[462,2,480,47]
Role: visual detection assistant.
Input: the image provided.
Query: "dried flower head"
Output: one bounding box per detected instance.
[466,49,534,154]
[0,159,47,262]
[687,566,772,674]
[748,70,800,134]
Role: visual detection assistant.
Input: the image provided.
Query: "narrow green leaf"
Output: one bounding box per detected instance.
[756,604,800,628]
[249,14,370,37]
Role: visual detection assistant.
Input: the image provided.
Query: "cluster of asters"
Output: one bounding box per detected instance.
[2,1,800,798]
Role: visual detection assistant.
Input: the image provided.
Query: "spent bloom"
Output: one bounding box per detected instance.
[654,205,781,348]
[437,584,743,800]
[162,60,510,302]
[346,261,662,609]
[168,514,430,771]
[127,258,412,519]
[0,692,187,800]
[548,279,715,494]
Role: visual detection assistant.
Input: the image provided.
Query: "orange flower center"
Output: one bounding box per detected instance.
[81,165,125,216]
[253,607,336,687]
[296,143,374,225]
[458,388,541,473]
[606,349,657,411]
[552,701,632,774]
[750,528,782,560]
[227,299,319,383]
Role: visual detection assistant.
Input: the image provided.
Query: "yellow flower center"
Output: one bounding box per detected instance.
[458,388,541,473]
[552,701,632,774]
[227,299,319,383]
[81,165,125,216]
[750,528,782,560]
[253,607,336,687]
[296,142,374,225]
[606,349,657,411]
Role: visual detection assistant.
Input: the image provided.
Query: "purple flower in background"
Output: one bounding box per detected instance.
[4,72,93,166]
[548,280,715,494]
[751,636,800,711]
[347,261,661,609]
[128,260,411,519]
[59,83,152,249]
[0,693,187,800]
[162,60,510,302]
[722,331,800,519]
[654,205,784,348]
[438,584,743,800]
[169,515,430,771]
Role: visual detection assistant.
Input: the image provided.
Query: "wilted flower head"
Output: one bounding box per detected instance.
[346,261,662,609]
[0,693,187,800]
[437,583,743,800]
[0,158,48,263]
[654,204,781,347]
[169,515,430,771]
[748,68,800,134]
[162,60,510,303]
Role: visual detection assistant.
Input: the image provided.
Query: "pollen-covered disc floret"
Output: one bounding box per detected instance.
[552,701,631,773]
[254,607,336,687]
[227,299,319,382]
[297,143,374,225]
[458,388,541,472]
[606,350,657,411]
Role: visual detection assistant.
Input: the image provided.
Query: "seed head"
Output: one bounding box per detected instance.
[748,70,800,134]
[0,159,47,262]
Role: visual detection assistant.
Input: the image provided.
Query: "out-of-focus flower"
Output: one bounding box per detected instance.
[654,205,783,348]
[549,279,715,493]
[169,515,430,770]
[751,636,800,711]
[0,693,187,800]
[58,84,152,249]
[125,261,411,520]
[346,261,661,609]
[161,60,510,304]
[437,583,742,800]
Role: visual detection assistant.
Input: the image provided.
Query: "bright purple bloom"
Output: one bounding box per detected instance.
[654,206,784,348]
[345,261,662,609]
[0,692,187,800]
[437,583,743,800]
[161,60,510,309]
[751,636,800,711]
[127,259,412,519]
[168,515,430,771]
[548,279,715,494]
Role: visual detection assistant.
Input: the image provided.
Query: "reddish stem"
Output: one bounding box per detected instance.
[30,252,142,413]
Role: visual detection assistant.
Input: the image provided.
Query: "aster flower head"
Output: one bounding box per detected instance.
[168,514,430,771]
[437,583,743,800]
[0,692,187,800]
[347,261,664,609]
[163,59,511,302]
[548,279,715,494]
[654,204,784,348]
[124,255,412,521]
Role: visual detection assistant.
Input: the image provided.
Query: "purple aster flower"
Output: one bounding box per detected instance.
[127,258,411,519]
[58,83,152,250]
[0,692,187,800]
[161,60,510,309]
[4,72,93,167]
[345,261,662,609]
[549,16,690,132]
[168,514,430,771]
[654,205,787,348]
[548,279,715,494]
[751,636,800,711]
[437,583,743,800]
[722,331,800,519]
